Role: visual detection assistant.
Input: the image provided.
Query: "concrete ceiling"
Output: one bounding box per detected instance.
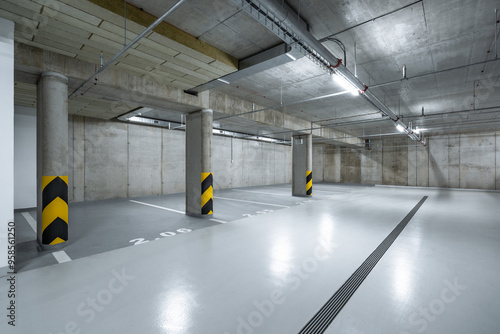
[4,0,500,144]
[125,0,283,58]
[207,0,500,140]
[2,0,237,90]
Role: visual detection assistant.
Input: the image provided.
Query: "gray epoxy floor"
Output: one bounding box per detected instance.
[2,184,500,334]
[13,183,349,272]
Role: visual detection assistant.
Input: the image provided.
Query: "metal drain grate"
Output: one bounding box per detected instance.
[299,196,428,334]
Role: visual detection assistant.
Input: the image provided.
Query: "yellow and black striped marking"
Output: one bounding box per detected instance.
[42,176,68,245]
[201,172,213,215]
[306,171,312,196]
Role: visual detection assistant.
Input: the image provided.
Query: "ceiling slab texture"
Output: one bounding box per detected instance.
[3,0,500,144]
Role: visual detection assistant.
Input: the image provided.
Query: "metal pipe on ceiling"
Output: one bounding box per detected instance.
[68,0,187,99]
[214,90,350,121]
[216,55,500,123]
[324,144,417,152]
[312,132,403,142]
[354,42,357,77]
[412,119,500,132]
[233,103,500,140]
[406,105,500,120]
[318,0,423,40]
[496,8,498,59]
[235,0,425,145]
[316,118,500,143]
[369,57,500,90]
[317,105,500,128]
[117,108,292,145]
[325,37,347,67]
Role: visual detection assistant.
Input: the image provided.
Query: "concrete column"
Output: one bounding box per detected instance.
[37,72,69,245]
[185,109,213,217]
[292,134,313,197]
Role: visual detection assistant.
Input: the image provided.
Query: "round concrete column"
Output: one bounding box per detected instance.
[186,109,213,217]
[292,134,313,197]
[37,72,69,245]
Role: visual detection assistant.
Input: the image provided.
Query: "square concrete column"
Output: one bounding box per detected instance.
[37,72,69,246]
[185,109,213,217]
[292,134,313,197]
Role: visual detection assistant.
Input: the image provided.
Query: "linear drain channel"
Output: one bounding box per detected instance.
[299,196,428,334]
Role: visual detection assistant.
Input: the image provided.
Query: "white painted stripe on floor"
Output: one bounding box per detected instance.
[21,212,37,233]
[231,189,290,197]
[130,200,185,214]
[214,197,289,208]
[310,189,350,193]
[271,186,349,194]
[52,251,72,264]
[210,218,228,224]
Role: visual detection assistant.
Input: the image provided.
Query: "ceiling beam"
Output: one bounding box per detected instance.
[14,42,361,147]
[87,0,238,71]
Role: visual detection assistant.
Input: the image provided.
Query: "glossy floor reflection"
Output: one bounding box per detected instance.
[2,184,499,334]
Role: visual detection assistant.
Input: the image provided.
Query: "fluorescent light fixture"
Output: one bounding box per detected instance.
[396,124,405,132]
[286,53,297,61]
[414,127,425,134]
[217,78,230,84]
[333,74,359,96]
[125,107,152,120]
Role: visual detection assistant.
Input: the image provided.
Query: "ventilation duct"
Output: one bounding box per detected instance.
[233,0,426,145]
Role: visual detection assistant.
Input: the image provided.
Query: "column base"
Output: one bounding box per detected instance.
[185,212,213,219]
[37,239,68,252]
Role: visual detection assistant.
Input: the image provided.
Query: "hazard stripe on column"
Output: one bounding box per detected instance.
[42,176,68,245]
[306,171,312,196]
[201,172,213,215]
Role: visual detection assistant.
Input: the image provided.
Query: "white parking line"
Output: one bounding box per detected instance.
[214,197,289,208]
[210,218,228,224]
[231,189,290,197]
[130,200,185,214]
[310,189,349,193]
[21,212,37,233]
[52,251,72,264]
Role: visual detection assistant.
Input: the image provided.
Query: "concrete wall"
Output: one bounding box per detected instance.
[341,149,362,184]
[312,145,325,183]
[324,147,341,182]
[408,139,429,187]
[68,116,292,202]
[361,140,383,184]
[382,138,409,186]
[0,18,14,272]
[213,136,292,189]
[323,132,500,190]
[14,107,37,209]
